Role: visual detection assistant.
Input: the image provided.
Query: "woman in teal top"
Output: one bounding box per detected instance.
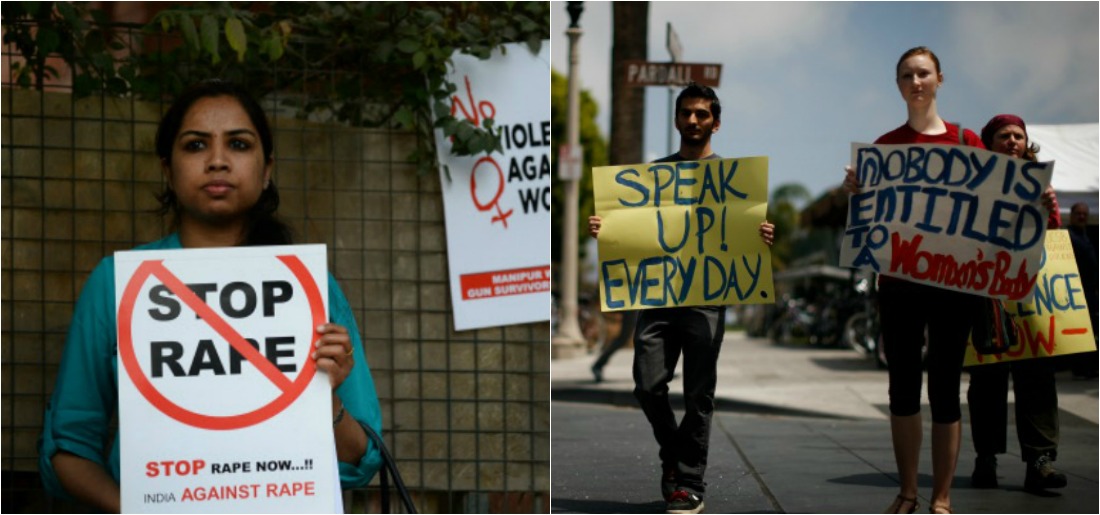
[38,80,383,512]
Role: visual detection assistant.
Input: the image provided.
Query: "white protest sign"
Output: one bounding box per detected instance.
[435,41,552,331]
[841,143,1054,301]
[115,245,338,513]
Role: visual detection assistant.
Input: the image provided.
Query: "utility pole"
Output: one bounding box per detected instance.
[551,1,587,358]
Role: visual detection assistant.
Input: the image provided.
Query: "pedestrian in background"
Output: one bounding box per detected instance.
[967,114,1067,494]
[1067,202,1099,379]
[845,46,983,514]
[589,82,774,514]
[1068,202,1098,251]
[590,310,636,383]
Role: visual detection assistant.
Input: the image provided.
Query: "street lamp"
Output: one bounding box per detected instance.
[552,1,587,358]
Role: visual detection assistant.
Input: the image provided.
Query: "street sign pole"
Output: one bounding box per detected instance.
[666,23,680,155]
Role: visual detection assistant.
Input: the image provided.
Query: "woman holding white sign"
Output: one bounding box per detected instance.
[38,80,383,512]
[846,47,985,515]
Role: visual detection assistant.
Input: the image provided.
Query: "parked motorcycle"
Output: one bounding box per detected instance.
[769,295,816,344]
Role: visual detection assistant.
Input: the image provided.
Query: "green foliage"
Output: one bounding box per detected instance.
[767,182,812,270]
[2,1,130,94]
[550,68,608,264]
[2,2,550,175]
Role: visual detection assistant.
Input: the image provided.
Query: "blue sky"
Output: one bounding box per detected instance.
[550,1,1099,202]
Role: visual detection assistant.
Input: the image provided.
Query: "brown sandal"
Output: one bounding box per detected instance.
[885,495,920,514]
[929,504,952,514]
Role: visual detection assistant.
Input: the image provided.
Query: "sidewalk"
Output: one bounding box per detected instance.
[550,331,1099,513]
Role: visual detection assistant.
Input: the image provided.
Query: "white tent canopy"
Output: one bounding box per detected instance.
[1028,123,1099,222]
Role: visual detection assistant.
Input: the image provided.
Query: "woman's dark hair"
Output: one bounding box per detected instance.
[675,82,721,123]
[155,79,293,245]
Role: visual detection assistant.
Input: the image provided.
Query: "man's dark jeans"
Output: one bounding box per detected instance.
[632,305,725,497]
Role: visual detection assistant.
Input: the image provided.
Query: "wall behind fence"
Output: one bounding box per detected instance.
[1,88,550,513]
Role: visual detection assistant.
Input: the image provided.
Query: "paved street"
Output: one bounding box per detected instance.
[551,331,1099,513]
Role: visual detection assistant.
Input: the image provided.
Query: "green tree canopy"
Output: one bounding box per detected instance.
[2,1,549,174]
[550,68,608,264]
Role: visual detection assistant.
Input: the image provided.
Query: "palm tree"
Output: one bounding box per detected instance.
[768,183,811,270]
[610,2,648,166]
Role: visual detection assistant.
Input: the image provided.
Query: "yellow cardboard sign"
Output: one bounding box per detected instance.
[593,157,774,312]
[965,230,1097,365]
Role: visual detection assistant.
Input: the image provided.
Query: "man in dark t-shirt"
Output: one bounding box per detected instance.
[588,83,774,514]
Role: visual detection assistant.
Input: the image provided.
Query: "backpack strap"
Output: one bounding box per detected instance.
[957,123,965,145]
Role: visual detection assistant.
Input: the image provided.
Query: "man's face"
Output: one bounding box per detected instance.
[1071,205,1089,228]
[674,97,719,146]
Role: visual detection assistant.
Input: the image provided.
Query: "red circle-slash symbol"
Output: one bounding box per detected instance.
[117,255,325,430]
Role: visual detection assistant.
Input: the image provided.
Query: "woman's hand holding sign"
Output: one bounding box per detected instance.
[312,323,354,389]
[312,323,368,465]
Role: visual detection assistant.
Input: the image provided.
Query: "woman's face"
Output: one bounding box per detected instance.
[163,95,271,227]
[991,125,1027,158]
[896,54,942,106]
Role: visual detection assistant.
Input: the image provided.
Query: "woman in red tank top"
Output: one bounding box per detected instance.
[847,47,983,515]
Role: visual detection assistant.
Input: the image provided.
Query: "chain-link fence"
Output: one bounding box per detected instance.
[2,23,549,514]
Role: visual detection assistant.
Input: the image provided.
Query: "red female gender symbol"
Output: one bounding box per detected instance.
[470,156,513,228]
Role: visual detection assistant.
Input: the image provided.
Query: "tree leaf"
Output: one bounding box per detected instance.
[266,32,284,61]
[22,2,42,17]
[158,12,172,32]
[397,38,420,54]
[412,50,426,69]
[56,2,87,30]
[225,17,247,62]
[200,14,220,64]
[394,106,414,129]
[180,14,200,53]
[35,27,60,56]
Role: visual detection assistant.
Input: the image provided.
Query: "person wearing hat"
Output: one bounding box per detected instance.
[966,113,1067,494]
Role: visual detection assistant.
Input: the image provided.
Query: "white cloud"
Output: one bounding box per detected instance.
[652,2,855,64]
[948,2,1099,122]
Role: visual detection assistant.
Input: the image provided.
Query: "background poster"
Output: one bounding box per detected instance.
[116,245,337,513]
[435,41,552,331]
[593,157,774,312]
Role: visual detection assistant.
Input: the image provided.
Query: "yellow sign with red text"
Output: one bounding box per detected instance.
[965,230,1096,366]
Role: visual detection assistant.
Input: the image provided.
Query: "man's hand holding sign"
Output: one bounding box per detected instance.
[842,143,1054,301]
[591,157,775,312]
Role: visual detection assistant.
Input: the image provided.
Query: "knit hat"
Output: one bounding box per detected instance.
[980,114,1027,150]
